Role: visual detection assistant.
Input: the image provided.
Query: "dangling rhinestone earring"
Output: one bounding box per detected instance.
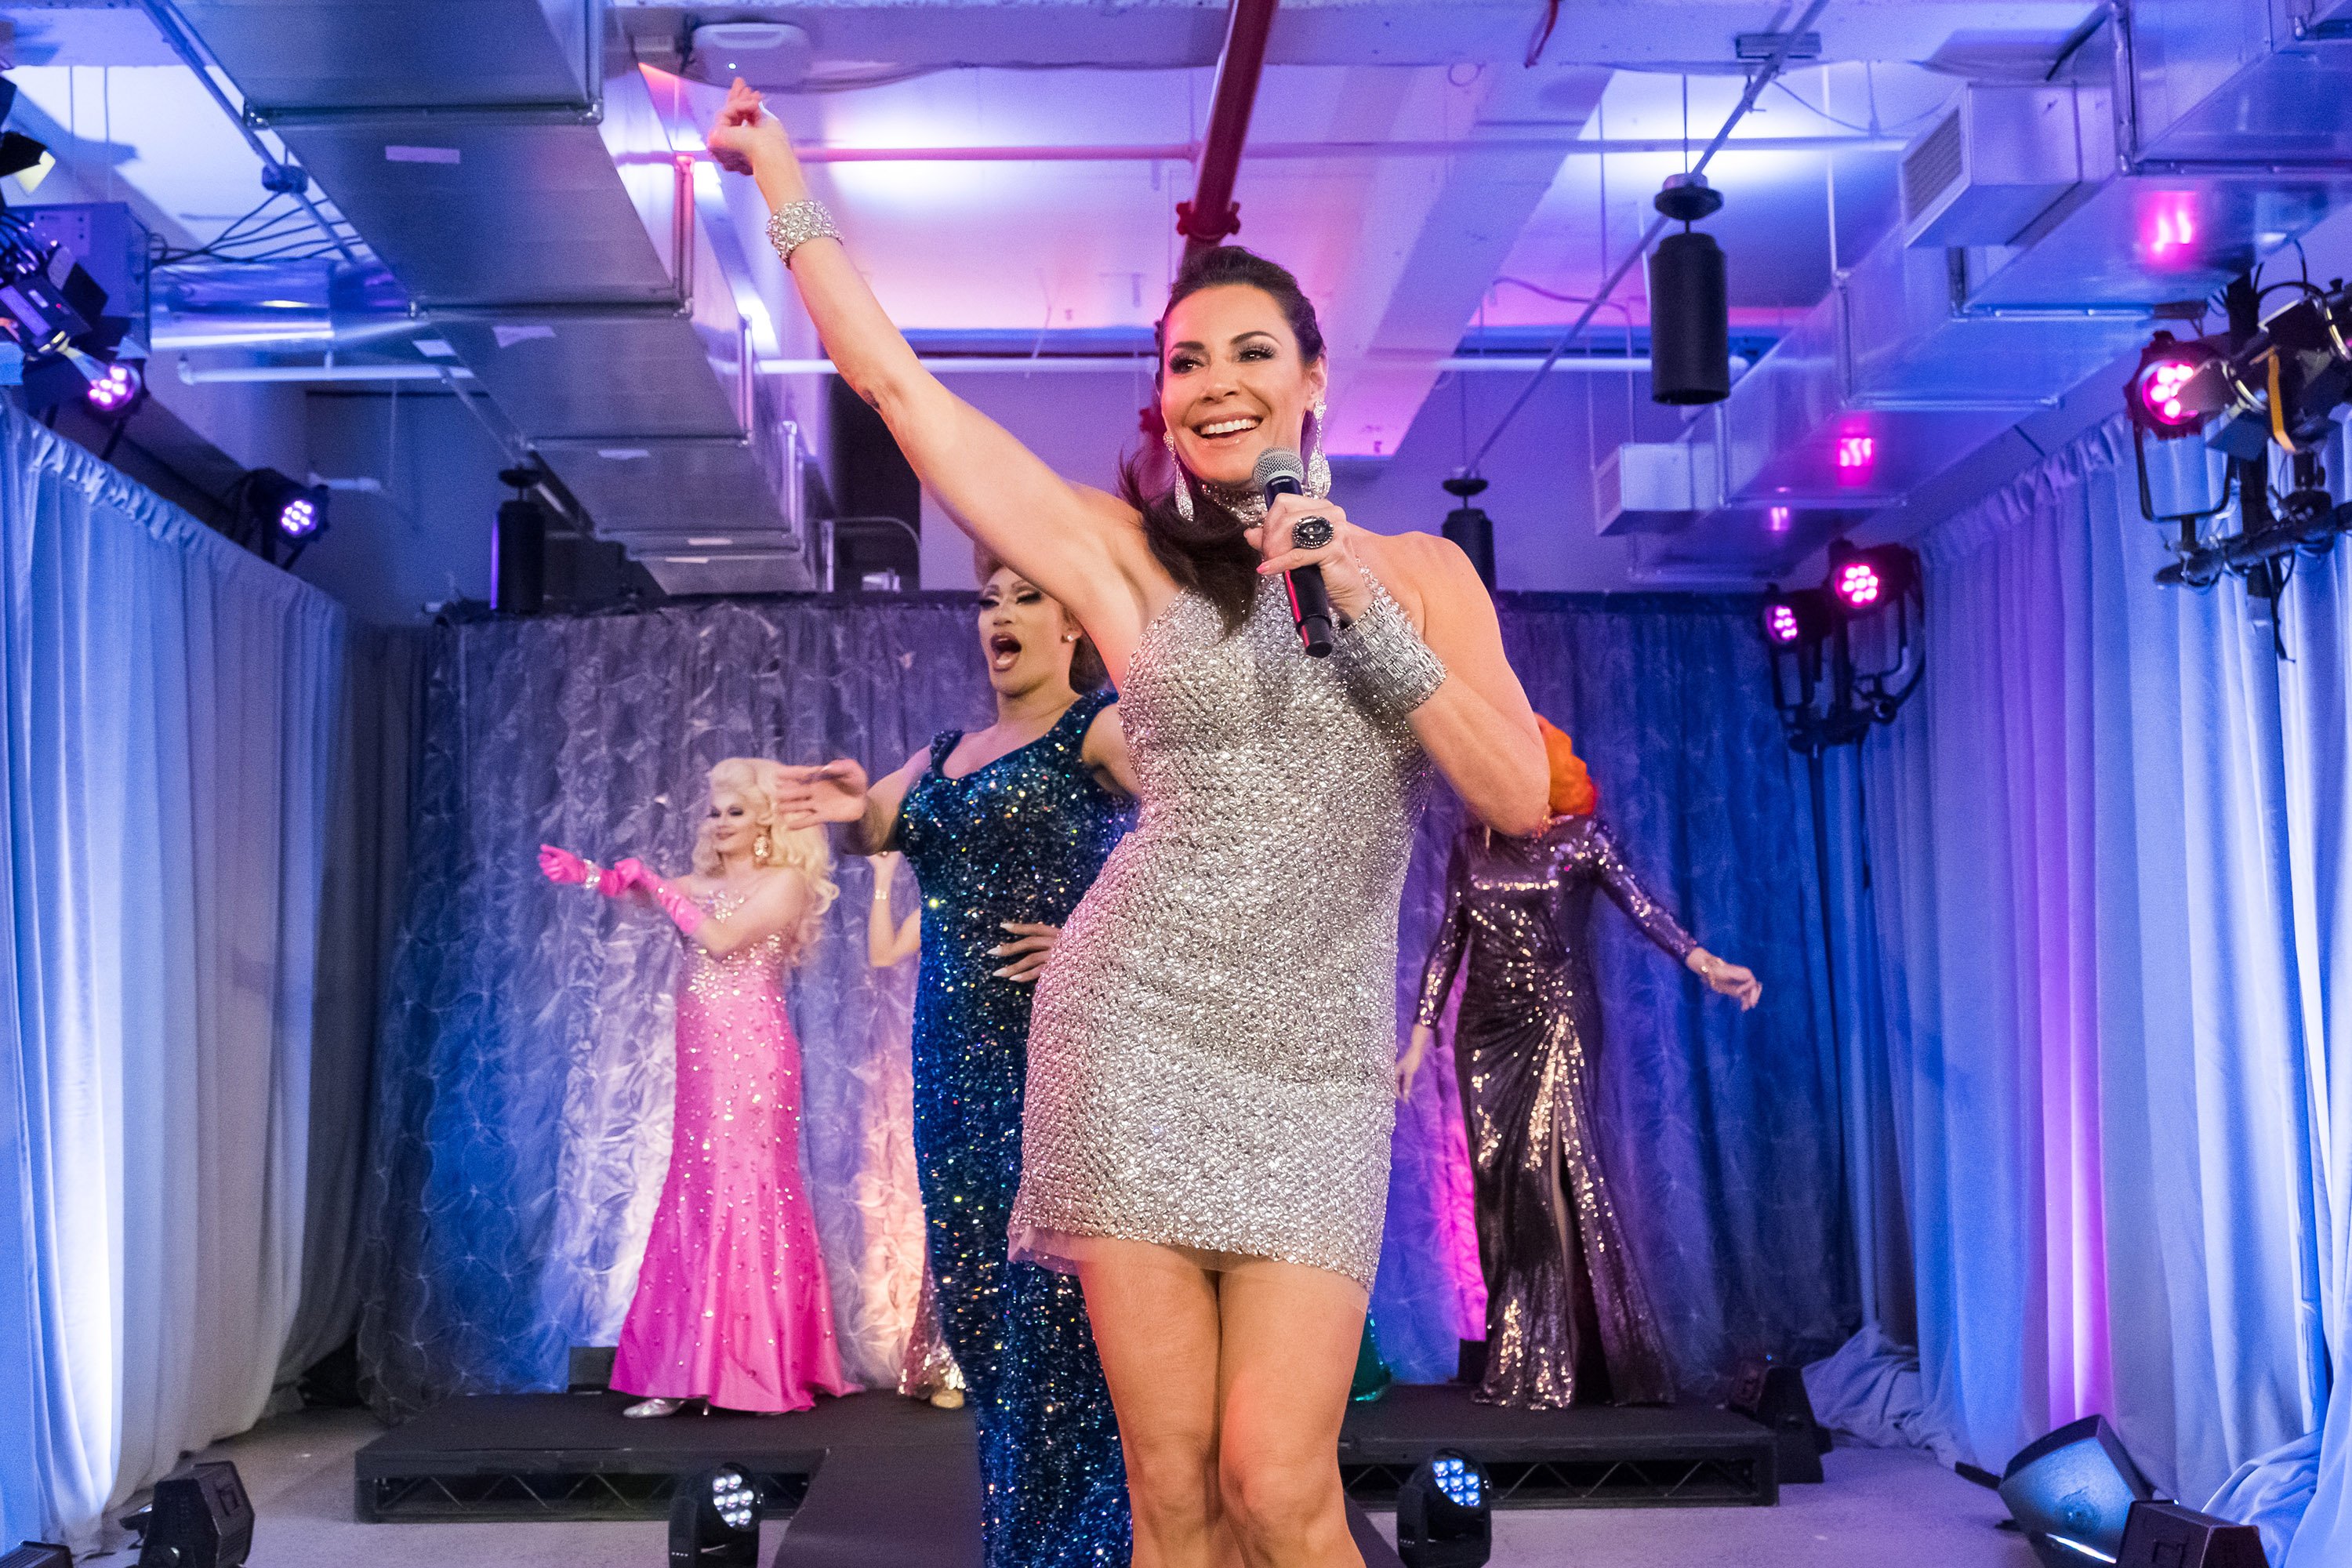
[1164,428,1196,523]
[753,831,771,865]
[1307,397,1332,499]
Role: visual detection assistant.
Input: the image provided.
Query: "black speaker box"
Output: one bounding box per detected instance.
[1998,1415,2155,1568]
[568,1345,618,1393]
[1727,1359,1828,1484]
[137,1461,252,1568]
[2117,1501,2269,1568]
[0,1545,72,1568]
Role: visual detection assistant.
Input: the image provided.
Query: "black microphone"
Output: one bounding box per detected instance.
[1252,447,1334,657]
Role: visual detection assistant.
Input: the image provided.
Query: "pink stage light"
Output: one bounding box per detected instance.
[1835,433,1875,485]
[2144,194,2198,265]
[1767,504,1792,533]
[1833,559,1883,610]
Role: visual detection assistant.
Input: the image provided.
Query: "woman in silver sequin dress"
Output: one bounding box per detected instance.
[713,80,1548,1568]
[1399,720,1759,1411]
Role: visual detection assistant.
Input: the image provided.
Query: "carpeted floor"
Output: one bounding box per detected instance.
[67,1405,2037,1567]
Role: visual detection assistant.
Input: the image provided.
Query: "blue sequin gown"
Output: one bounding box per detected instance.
[897,687,1134,1568]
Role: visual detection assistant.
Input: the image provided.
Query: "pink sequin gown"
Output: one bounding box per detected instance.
[611,887,852,1411]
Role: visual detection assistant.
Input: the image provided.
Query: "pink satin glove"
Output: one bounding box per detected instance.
[644,875,706,937]
[603,858,652,898]
[539,844,591,886]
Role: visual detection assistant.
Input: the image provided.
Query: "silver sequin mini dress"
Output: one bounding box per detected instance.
[1010,576,1443,1287]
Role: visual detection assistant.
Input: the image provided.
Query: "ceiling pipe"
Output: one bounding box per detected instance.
[626,133,1899,165]
[1179,0,1279,260]
[756,354,1753,376]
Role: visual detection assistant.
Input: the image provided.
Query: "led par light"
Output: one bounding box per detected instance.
[669,1465,761,1568]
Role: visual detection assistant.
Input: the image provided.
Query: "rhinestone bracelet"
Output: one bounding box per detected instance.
[1334,572,1447,724]
[766,199,842,265]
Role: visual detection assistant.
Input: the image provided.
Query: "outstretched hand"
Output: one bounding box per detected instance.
[1689,949,1763,1010]
[772,759,871,829]
[604,857,652,898]
[706,78,790,177]
[539,844,590,885]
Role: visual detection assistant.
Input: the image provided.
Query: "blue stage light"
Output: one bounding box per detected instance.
[1398,1449,1490,1568]
[669,1464,761,1566]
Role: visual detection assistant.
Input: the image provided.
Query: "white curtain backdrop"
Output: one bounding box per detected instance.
[0,405,355,1549]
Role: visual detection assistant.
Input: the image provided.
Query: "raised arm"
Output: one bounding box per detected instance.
[708,82,1156,654]
[774,746,927,855]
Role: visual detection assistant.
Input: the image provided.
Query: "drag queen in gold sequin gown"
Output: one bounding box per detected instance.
[1402,721,1759,1410]
[713,80,1549,1567]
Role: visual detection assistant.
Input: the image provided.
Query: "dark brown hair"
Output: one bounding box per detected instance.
[973,544,1109,692]
[1117,245,1327,632]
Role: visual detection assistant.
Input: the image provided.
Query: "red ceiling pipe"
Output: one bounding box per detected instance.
[1178,0,1279,261]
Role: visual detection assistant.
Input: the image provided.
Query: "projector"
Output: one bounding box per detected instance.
[686,23,814,89]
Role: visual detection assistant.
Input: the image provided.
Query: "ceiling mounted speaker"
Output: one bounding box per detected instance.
[687,24,814,89]
[1647,173,1730,406]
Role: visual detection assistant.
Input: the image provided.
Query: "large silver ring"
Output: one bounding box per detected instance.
[1292,515,1335,550]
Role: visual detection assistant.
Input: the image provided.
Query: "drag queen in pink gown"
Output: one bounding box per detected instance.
[539,757,855,1415]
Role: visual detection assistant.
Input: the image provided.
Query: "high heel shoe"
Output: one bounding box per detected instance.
[622,1396,690,1418]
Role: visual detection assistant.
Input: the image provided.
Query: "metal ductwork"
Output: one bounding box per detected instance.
[1610,0,2352,579]
[173,0,816,593]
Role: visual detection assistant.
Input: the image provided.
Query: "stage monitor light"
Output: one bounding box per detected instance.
[85,360,142,416]
[1396,1449,1490,1568]
[1825,542,1919,619]
[1998,1415,2154,1568]
[1440,476,1495,590]
[137,1461,253,1568]
[669,1465,761,1568]
[2116,1501,2268,1568]
[1,1544,73,1568]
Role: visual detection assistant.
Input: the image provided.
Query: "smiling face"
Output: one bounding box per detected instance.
[705,786,759,857]
[1160,282,1328,491]
[976,565,1079,698]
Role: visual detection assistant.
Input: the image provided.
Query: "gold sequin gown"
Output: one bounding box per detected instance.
[1414,816,1685,1407]
[1013,581,1439,1287]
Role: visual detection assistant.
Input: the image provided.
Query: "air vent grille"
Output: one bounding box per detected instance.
[1901,110,1966,227]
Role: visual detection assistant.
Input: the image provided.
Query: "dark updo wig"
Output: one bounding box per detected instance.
[1118,245,1327,633]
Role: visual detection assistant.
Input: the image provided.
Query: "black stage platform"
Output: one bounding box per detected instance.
[357,1386,1777,1563]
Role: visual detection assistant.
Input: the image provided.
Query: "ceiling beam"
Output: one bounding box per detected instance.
[1316,63,1612,459]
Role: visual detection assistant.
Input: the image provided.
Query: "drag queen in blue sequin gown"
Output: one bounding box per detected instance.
[778,561,1137,1568]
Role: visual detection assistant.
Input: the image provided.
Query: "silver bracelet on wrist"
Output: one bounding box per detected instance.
[1334,572,1448,723]
[766,199,842,264]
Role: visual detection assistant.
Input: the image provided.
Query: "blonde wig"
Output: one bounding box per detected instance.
[691,757,839,958]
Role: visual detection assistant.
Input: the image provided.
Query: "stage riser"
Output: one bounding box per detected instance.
[354,1388,1781,1525]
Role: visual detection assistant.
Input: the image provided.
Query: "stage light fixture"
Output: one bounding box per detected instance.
[1825,541,1918,618]
[0,131,53,191]
[85,359,142,416]
[1998,1415,2154,1568]
[2128,333,2224,436]
[136,1461,253,1568]
[1760,586,1831,649]
[1396,1450,1490,1568]
[2116,1501,2268,1567]
[669,1465,761,1568]
[0,1544,73,1568]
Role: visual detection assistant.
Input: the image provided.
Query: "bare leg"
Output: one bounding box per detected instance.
[1214,1258,1367,1568]
[1080,1240,1227,1568]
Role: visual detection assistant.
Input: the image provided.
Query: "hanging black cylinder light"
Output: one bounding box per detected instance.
[1647,172,1730,406]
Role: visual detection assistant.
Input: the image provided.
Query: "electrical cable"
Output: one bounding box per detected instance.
[1465,0,1832,474]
